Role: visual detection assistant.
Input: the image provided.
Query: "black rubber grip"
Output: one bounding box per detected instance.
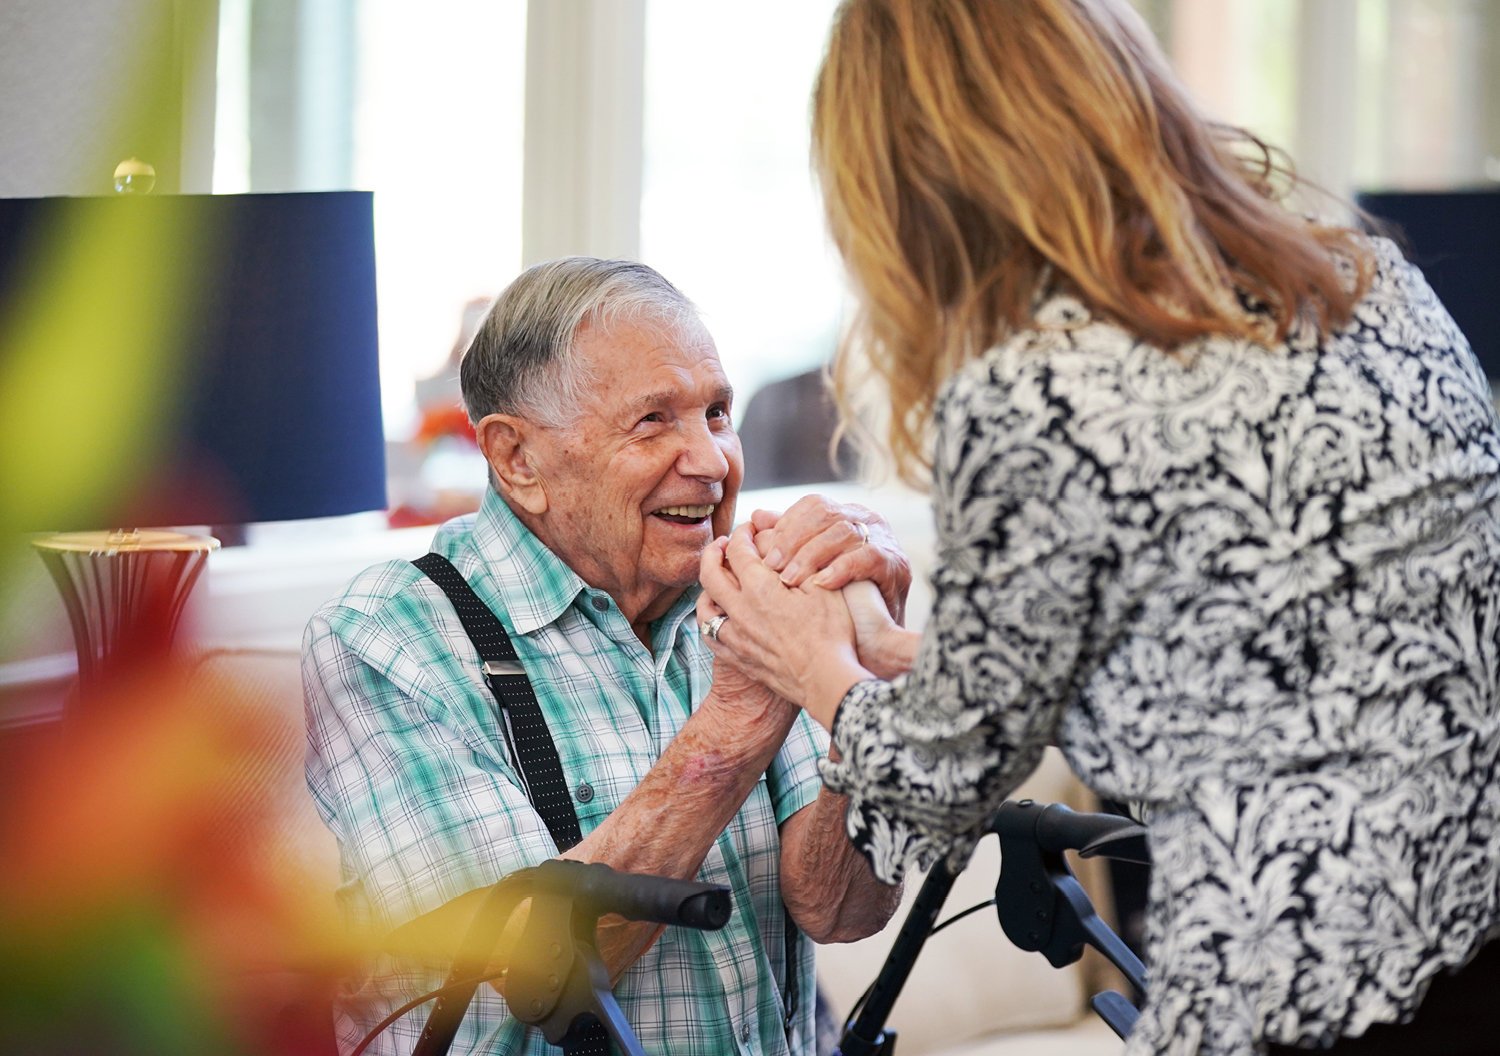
[1032,803,1147,859]
[991,800,1148,859]
[532,859,732,930]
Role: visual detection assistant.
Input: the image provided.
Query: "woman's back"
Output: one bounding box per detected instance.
[787,1,1500,1050]
[931,236,1500,1049]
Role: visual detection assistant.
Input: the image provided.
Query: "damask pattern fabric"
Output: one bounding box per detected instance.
[305,489,827,1055]
[822,238,1500,1053]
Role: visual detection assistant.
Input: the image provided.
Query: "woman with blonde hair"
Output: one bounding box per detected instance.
[698,0,1500,1052]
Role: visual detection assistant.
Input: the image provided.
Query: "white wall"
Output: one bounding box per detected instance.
[0,0,216,197]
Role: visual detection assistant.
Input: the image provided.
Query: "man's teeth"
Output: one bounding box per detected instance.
[657,504,715,518]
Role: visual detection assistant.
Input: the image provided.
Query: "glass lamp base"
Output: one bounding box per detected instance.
[32,530,221,699]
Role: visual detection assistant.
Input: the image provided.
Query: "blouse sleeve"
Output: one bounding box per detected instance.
[820,354,1122,884]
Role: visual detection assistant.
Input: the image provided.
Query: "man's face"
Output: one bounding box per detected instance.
[519,317,743,625]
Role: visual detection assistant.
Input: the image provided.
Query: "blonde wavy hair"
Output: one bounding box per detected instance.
[813,0,1375,486]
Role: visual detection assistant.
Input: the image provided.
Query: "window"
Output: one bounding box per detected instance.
[1353,0,1499,190]
[1142,0,1500,198]
[352,1,527,437]
[215,1,527,438]
[640,0,846,411]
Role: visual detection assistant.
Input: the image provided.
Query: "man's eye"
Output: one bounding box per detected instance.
[707,403,729,420]
[638,412,664,425]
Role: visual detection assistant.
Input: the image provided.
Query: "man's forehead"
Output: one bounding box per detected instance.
[576,318,730,395]
[577,312,714,353]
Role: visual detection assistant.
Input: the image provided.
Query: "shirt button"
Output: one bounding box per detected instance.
[740,1021,751,1043]
[575,782,594,804]
[591,595,609,612]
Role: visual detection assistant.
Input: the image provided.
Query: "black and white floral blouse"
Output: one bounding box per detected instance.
[822,238,1500,1054]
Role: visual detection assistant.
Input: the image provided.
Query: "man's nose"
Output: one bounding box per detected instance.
[677,419,730,481]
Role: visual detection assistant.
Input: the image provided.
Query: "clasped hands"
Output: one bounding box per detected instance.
[697,496,916,732]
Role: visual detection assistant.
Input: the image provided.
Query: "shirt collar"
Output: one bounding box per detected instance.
[438,488,590,635]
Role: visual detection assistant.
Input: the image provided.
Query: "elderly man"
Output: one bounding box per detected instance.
[304,257,904,1055]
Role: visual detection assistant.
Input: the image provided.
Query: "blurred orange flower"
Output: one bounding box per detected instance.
[0,659,356,1055]
[414,405,476,448]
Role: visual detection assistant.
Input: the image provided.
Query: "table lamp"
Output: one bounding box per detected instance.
[1,191,386,699]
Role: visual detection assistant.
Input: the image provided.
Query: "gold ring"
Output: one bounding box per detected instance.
[701,614,729,642]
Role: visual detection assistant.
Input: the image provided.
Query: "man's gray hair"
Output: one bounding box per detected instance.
[460,257,701,428]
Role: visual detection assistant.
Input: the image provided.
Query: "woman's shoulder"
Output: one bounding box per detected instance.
[967,236,1424,381]
[943,291,1288,419]
[937,234,1477,437]
[1349,232,1460,326]
[933,291,1334,501]
[969,291,1264,376]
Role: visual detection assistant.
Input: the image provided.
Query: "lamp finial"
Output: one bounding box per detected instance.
[113,157,157,195]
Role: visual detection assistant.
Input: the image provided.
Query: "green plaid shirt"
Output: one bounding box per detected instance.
[304,488,827,1055]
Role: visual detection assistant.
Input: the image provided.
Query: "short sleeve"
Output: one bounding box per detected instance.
[765,709,829,825]
[303,603,557,932]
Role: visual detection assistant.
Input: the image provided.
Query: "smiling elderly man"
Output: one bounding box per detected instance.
[303,258,904,1055]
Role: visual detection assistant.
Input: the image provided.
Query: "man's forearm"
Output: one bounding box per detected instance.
[558,684,799,976]
[779,772,901,944]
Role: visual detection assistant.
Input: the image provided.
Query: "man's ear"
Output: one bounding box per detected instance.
[476,413,548,515]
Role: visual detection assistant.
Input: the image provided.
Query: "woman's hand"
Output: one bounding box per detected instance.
[698,523,872,731]
[749,496,911,626]
[841,580,920,680]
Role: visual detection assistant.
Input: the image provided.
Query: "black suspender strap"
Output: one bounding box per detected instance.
[414,552,583,850]
[411,553,609,1056]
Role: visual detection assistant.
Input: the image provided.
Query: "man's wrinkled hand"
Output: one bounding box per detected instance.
[705,650,794,721]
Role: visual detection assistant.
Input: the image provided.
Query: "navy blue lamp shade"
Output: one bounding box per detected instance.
[1356,189,1500,380]
[0,191,386,530]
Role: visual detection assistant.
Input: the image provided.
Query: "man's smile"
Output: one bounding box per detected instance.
[652,503,716,526]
